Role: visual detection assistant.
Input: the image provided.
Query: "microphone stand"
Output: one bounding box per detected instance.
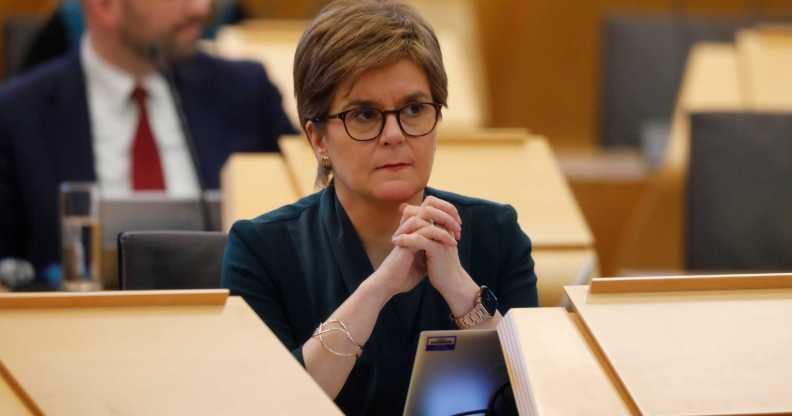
[149,45,212,232]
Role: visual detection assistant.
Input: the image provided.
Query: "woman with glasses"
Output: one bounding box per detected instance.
[221,1,537,414]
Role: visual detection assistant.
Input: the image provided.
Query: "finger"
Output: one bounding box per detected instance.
[393,232,449,253]
[393,220,458,247]
[393,217,458,246]
[417,206,461,239]
[399,204,420,225]
[393,216,431,238]
[422,196,462,225]
[399,204,460,239]
[413,222,458,246]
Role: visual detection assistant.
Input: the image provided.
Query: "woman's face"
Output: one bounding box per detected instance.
[308,59,437,204]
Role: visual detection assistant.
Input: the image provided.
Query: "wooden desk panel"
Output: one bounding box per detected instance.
[220,153,299,230]
[431,137,593,248]
[566,284,792,415]
[498,308,633,415]
[0,362,36,416]
[0,292,340,415]
[533,249,596,307]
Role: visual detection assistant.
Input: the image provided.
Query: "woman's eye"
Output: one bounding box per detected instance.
[403,103,425,117]
[350,108,379,122]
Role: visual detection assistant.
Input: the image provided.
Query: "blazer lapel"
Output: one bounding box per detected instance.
[51,52,95,182]
[171,55,216,189]
[320,186,374,296]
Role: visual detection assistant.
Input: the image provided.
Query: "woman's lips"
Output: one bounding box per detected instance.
[377,162,411,171]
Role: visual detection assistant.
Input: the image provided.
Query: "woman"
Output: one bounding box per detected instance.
[221,1,538,414]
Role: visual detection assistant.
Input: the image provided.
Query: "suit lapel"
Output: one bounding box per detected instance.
[51,52,95,182]
[320,186,374,296]
[172,55,215,188]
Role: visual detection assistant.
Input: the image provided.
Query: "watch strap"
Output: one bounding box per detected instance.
[452,287,494,329]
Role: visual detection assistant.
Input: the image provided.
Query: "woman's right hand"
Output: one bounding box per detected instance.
[368,245,427,298]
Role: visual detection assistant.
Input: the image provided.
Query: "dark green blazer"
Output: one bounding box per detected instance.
[221,185,538,415]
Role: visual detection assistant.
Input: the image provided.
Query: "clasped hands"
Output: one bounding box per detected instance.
[373,196,478,306]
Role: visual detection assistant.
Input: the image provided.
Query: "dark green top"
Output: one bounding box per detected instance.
[221,185,538,415]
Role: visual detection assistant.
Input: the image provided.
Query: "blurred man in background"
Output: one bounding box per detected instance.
[20,0,246,74]
[0,0,294,288]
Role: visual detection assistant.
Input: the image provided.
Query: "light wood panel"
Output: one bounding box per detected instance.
[533,249,597,307]
[220,152,299,230]
[403,0,489,127]
[0,289,228,308]
[0,361,37,416]
[279,135,317,196]
[567,282,792,415]
[564,150,648,276]
[430,133,593,248]
[737,25,792,110]
[497,308,634,415]
[0,292,341,415]
[590,273,792,293]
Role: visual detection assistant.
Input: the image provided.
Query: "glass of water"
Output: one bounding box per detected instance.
[60,182,102,291]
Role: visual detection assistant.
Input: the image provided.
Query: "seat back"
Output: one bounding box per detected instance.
[600,14,755,149]
[118,231,227,289]
[687,112,792,270]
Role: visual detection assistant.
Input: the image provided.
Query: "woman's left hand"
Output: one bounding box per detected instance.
[392,196,480,317]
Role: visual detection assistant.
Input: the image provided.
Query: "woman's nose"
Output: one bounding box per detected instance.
[379,113,405,145]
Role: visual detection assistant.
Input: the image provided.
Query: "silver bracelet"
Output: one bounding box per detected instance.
[312,319,363,358]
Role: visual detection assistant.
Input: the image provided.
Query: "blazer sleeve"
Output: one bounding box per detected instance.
[496,204,539,309]
[221,219,305,366]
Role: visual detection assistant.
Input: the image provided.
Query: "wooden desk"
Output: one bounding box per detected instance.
[0,367,34,416]
[567,274,792,415]
[498,308,634,415]
[220,153,299,230]
[0,290,340,415]
[560,149,649,277]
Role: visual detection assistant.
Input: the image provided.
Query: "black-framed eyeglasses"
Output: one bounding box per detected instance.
[312,102,442,142]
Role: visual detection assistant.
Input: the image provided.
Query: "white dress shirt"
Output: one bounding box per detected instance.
[81,35,200,198]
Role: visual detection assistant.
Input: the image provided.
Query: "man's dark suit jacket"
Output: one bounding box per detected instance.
[0,50,295,280]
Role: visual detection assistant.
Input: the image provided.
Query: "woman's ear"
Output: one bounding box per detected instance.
[305,120,327,161]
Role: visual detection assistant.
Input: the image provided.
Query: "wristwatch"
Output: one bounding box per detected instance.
[452,286,499,329]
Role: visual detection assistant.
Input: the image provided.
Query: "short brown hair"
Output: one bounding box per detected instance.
[293,0,448,186]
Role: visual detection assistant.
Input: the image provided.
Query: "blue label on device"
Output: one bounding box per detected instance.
[426,336,457,351]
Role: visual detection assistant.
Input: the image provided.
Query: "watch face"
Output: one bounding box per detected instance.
[480,286,498,315]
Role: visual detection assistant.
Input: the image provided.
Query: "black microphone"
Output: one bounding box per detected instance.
[147,43,213,232]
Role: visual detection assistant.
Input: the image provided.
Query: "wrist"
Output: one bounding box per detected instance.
[359,274,395,307]
[439,270,480,318]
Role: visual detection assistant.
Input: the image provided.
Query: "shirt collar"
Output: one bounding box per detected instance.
[80,34,168,109]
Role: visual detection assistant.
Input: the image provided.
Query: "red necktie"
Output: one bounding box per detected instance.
[130,86,165,191]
